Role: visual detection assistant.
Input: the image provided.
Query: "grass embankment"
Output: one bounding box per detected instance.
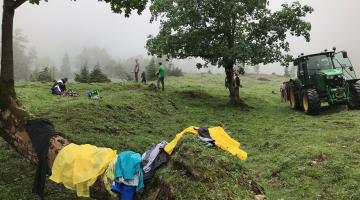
[0,73,359,199]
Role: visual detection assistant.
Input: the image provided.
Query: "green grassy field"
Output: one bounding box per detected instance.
[0,73,359,200]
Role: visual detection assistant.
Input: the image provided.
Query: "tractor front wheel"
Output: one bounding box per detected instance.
[302,89,321,115]
[348,83,360,109]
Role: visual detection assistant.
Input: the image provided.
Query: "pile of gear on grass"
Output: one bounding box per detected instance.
[26,119,248,200]
[51,77,101,99]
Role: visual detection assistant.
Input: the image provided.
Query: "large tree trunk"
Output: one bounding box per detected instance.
[225,63,240,105]
[0,1,111,199]
[1,0,16,107]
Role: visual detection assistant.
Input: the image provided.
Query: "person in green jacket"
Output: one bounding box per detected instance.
[156,62,165,91]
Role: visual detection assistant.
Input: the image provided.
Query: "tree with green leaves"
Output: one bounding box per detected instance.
[89,65,111,83]
[74,65,90,83]
[166,63,184,77]
[37,67,52,82]
[146,57,158,81]
[147,0,313,104]
[0,0,148,199]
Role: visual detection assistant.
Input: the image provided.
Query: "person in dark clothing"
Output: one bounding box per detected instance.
[51,78,68,95]
[235,74,241,88]
[134,59,140,82]
[280,82,287,102]
[141,71,147,84]
[234,73,241,98]
[225,77,229,89]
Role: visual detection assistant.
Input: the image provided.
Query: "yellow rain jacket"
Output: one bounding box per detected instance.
[102,157,118,197]
[164,126,247,160]
[50,143,117,197]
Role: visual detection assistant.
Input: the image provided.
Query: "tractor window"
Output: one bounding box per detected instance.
[290,65,297,79]
[298,62,305,77]
[333,52,356,80]
[307,55,333,75]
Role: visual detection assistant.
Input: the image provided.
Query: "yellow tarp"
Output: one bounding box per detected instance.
[164,126,247,160]
[50,143,117,197]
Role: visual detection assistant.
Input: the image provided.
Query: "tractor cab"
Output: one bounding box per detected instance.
[294,50,357,86]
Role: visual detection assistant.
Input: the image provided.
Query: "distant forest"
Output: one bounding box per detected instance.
[0,29,194,82]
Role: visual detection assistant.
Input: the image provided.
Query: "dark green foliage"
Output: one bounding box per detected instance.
[36,67,52,82]
[74,65,90,83]
[75,65,111,83]
[89,65,111,83]
[166,64,183,77]
[146,57,157,81]
[29,0,148,17]
[147,0,313,67]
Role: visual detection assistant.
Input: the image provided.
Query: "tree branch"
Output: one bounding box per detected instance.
[13,0,28,10]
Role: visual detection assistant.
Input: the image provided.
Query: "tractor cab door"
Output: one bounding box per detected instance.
[297,60,310,86]
[333,51,357,80]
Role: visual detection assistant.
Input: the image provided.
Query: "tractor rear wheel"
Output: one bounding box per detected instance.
[302,89,321,115]
[289,86,299,110]
[348,83,360,109]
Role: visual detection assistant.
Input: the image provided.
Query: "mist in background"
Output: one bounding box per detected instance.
[1,0,359,76]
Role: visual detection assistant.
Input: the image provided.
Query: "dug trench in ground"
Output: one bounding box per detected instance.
[0,106,265,199]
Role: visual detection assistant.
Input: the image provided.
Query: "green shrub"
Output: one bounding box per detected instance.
[89,65,111,83]
[146,57,158,81]
[74,65,90,83]
[166,65,184,77]
[34,67,52,82]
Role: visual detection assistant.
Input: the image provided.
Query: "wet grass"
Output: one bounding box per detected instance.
[0,73,359,199]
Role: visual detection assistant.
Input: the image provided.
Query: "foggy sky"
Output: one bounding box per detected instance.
[1,0,360,74]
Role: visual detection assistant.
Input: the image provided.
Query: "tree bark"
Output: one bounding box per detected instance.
[1,0,16,107]
[1,0,14,83]
[225,63,240,105]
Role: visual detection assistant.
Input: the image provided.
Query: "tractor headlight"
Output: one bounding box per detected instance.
[335,90,343,98]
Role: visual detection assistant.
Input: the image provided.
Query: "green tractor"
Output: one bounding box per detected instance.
[287,48,360,115]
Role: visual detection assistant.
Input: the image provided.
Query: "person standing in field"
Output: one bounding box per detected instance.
[134,59,140,82]
[141,71,147,84]
[234,73,241,99]
[156,62,165,91]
